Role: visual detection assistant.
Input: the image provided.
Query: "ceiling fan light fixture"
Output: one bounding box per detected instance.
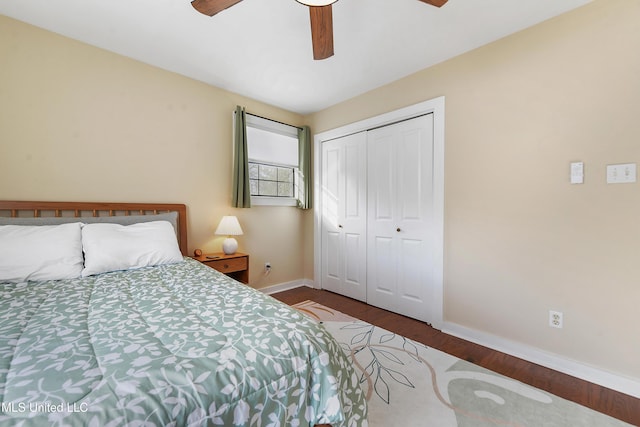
[296,0,337,6]
[193,0,446,61]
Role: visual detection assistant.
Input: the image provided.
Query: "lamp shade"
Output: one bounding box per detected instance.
[215,216,243,255]
[215,216,243,236]
[296,0,337,6]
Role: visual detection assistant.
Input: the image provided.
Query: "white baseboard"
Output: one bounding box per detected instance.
[442,321,640,399]
[259,279,314,295]
[258,281,640,399]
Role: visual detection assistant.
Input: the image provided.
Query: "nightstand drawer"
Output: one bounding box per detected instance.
[204,257,248,274]
[193,252,249,284]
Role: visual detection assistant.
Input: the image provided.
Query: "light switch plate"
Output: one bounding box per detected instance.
[607,163,637,184]
[570,162,584,184]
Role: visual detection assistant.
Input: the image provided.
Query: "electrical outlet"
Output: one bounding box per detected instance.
[549,310,563,329]
[264,262,271,273]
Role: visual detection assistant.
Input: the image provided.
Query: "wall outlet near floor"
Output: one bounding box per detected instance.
[549,310,563,329]
[264,262,271,273]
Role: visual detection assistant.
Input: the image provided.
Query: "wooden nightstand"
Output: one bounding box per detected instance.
[192,252,249,284]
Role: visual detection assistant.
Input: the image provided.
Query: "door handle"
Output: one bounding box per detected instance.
[396,227,401,232]
[338,224,343,228]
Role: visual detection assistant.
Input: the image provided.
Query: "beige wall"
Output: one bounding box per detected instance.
[0,15,306,289]
[307,0,640,381]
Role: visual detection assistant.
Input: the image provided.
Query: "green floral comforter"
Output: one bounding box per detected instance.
[0,258,367,426]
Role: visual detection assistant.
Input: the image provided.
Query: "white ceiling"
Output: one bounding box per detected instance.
[1,0,591,114]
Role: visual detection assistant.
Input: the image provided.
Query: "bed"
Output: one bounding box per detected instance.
[0,201,367,427]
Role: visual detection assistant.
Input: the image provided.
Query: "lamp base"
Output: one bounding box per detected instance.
[222,237,238,255]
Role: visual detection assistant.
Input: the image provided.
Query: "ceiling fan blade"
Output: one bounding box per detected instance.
[191,0,243,16]
[417,0,448,7]
[309,5,334,60]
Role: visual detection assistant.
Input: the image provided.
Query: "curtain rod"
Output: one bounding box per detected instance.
[244,111,304,131]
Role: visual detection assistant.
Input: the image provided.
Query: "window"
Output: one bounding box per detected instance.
[245,114,300,206]
[249,162,295,198]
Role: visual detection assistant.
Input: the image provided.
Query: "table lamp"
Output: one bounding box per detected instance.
[215,216,243,255]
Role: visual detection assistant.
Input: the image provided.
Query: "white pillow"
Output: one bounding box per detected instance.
[0,223,84,283]
[81,220,183,277]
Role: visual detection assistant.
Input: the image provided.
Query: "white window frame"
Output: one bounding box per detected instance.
[245,114,300,207]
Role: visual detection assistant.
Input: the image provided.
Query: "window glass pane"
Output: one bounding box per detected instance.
[259,181,278,197]
[259,164,278,181]
[278,167,293,183]
[250,180,259,195]
[249,163,259,179]
[278,182,293,197]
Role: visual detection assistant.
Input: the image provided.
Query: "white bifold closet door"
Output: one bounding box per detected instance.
[320,113,436,323]
[321,132,367,302]
[367,114,435,323]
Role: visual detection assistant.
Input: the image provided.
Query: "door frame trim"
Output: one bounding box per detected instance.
[313,96,445,329]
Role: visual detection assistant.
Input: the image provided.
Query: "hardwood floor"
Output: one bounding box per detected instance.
[272,287,640,426]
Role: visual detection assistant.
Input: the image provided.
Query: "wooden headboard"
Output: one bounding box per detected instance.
[0,201,188,255]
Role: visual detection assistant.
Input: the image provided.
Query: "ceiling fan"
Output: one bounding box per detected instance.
[191,0,449,60]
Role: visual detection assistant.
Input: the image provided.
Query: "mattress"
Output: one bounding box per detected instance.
[0,258,367,426]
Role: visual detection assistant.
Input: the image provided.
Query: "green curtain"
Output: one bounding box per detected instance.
[232,106,251,208]
[297,126,312,210]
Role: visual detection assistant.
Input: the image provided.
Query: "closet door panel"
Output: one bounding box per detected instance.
[369,235,395,299]
[345,233,364,285]
[323,144,340,227]
[320,133,367,302]
[369,135,395,222]
[367,114,435,323]
[367,131,395,311]
[344,142,364,219]
[398,128,424,221]
[325,231,341,277]
[321,142,343,294]
[341,133,367,301]
[398,238,424,301]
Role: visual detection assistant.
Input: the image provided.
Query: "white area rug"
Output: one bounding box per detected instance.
[293,301,632,427]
